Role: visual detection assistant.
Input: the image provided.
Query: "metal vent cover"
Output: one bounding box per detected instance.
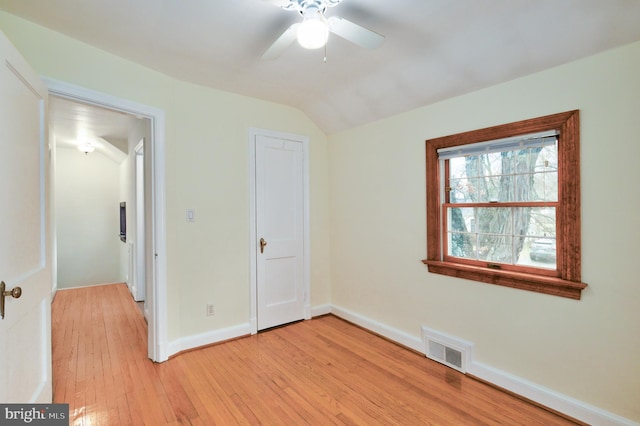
[422,326,473,373]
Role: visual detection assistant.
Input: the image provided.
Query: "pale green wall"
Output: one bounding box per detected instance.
[0,12,331,342]
[169,80,331,333]
[328,41,640,420]
[55,147,121,288]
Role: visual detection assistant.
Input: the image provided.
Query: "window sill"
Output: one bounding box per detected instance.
[421,260,587,300]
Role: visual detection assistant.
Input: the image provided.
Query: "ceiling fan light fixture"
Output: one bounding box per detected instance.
[261,0,384,60]
[297,16,329,49]
[78,141,95,154]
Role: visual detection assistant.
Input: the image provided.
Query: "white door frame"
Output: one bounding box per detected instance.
[248,128,311,334]
[134,139,146,304]
[44,78,169,362]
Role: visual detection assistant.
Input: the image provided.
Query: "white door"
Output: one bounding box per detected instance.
[255,134,305,330]
[0,31,52,402]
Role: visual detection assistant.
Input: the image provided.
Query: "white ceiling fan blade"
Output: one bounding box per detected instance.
[327,16,384,49]
[325,0,346,7]
[262,23,300,60]
[262,0,344,8]
[261,0,297,10]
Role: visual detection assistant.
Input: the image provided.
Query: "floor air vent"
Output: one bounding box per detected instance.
[421,326,473,373]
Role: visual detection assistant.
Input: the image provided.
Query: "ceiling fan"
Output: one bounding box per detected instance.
[261,0,385,60]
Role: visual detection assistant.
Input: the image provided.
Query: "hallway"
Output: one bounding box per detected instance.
[53,284,153,424]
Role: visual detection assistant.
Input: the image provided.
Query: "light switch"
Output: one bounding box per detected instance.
[186,209,195,222]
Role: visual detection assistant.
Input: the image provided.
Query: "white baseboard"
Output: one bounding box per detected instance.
[330,304,638,426]
[330,305,423,353]
[168,303,344,356]
[56,281,123,290]
[169,302,333,356]
[311,304,332,317]
[467,362,639,426]
[168,322,251,357]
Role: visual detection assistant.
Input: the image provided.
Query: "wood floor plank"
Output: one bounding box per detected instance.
[52,283,581,425]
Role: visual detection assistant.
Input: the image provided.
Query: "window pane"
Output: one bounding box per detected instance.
[514,208,556,269]
[525,207,556,237]
[478,234,513,263]
[533,172,558,202]
[476,207,511,235]
[449,178,477,203]
[515,147,539,174]
[462,155,481,178]
[449,144,559,203]
[515,174,535,202]
[530,144,558,201]
[449,157,468,179]
[447,207,476,258]
[448,207,474,232]
[448,232,477,259]
[446,206,556,267]
[479,175,513,202]
[471,152,511,202]
[539,143,558,170]
[516,236,556,269]
[479,152,506,177]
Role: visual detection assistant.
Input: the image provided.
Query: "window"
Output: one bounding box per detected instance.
[423,111,587,299]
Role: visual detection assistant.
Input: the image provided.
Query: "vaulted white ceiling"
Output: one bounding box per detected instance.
[2,0,640,134]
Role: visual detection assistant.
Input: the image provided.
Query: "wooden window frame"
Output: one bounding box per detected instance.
[423,111,587,299]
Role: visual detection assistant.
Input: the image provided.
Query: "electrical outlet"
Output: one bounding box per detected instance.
[206,304,215,316]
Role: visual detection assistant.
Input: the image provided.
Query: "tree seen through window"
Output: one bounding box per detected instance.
[446,141,557,268]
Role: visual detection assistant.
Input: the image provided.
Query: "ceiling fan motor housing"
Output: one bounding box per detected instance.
[288,0,344,14]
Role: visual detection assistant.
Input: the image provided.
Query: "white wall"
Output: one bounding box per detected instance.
[55,147,121,288]
[328,41,640,422]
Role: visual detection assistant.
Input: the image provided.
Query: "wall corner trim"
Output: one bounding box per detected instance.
[311,304,332,317]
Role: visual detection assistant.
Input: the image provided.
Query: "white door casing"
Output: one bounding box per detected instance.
[0,30,52,402]
[249,128,310,332]
[134,139,145,303]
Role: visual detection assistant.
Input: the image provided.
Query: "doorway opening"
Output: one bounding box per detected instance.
[46,78,168,362]
[51,96,147,298]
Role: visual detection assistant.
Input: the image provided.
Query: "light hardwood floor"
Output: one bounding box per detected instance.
[52,283,580,425]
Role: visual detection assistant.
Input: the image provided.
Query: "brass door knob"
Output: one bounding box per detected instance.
[0,281,22,320]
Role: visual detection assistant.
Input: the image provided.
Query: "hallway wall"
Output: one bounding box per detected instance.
[56,146,121,288]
